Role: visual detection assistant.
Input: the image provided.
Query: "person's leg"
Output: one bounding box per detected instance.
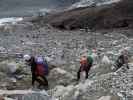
[32,73,36,87]
[77,67,82,81]
[85,64,92,79]
[41,76,49,87]
[125,63,129,69]
[36,76,48,88]
[85,69,89,79]
[118,63,123,69]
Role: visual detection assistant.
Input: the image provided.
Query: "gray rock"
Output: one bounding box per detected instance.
[98,96,121,100]
[0,90,52,100]
[19,92,51,100]
[48,68,75,88]
[0,61,18,74]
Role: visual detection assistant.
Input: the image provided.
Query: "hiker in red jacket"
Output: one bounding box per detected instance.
[24,54,48,89]
[77,55,88,81]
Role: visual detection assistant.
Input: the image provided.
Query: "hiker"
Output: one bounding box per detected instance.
[77,53,93,81]
[115,50,129,70]
[23,54,49,89]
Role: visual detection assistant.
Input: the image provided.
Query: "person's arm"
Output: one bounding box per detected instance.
[30,57,37,72]
[30,57,37,86]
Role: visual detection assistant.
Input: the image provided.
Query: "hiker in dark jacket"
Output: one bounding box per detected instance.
[24,54,48,89]
[115,50,129,70]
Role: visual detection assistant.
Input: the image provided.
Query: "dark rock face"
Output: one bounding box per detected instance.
[44,0,133,30]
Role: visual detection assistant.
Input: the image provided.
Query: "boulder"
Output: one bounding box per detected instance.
[48,68,75,88]
[98,96,120,100]
[7,62,19,74]
[101,55,111,65]
[0,61,25,75]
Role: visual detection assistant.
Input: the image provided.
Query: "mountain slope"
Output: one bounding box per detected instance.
[0,0,80,18]
[69,0,121,9]
[44,0,133,30]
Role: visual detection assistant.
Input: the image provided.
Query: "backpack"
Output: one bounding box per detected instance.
[87,55,93,64]
[35,56,49,76]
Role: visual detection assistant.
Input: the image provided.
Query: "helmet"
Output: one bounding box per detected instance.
[23,54,31,61]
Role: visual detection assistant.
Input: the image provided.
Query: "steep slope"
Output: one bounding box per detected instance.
[44,0,133,30]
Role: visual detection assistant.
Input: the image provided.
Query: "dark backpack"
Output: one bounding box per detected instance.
[35,56,49,76]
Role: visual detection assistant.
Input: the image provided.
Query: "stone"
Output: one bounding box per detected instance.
[98,96,120,100]
[48,68,75,88]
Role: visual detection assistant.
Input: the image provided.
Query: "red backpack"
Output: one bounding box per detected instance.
[35,64,45,76]
[35,56,49,76]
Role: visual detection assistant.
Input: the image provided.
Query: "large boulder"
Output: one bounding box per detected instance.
[0,61,18,74]
[0,61,26,75]
[48,68,75,88]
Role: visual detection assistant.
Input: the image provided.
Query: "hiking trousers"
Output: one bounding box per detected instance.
[32,73,48,88]
[77,63,92,80]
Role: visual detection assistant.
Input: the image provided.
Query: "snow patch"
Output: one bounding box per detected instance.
[0,17,23,26]
[97,0,121,6]
[69,0,121,9]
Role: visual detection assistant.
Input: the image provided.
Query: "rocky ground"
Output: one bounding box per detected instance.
[0,19,133,100]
